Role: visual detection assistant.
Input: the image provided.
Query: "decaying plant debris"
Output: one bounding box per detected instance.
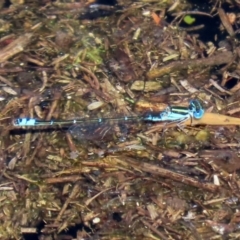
[2,0,240,239]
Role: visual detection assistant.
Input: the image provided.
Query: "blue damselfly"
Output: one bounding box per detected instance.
[13,99,204,127]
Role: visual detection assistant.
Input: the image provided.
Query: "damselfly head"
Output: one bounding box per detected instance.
[189,99,204,119]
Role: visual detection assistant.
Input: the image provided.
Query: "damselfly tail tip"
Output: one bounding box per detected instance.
[13,119,21,126]
[12,118,36,126]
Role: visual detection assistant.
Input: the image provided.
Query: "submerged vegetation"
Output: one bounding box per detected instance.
[1,0,240,239]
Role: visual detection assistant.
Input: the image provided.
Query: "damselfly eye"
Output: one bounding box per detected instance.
[189,100,198,111]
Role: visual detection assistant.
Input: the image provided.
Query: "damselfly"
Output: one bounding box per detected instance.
[13,99,204,127]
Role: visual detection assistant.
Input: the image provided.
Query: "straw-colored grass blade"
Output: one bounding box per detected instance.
[184,112,240,126]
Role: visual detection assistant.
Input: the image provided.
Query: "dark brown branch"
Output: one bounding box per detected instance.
[147,51,234,79]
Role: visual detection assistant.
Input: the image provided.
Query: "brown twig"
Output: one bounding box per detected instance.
[118,157,219,192]
[147,51,234,79]
[0,33,33,63]
[218,8,234,36]
[79,65,100,89]
[140,219,169,240]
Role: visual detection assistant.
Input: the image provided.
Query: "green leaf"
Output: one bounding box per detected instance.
[183,15,196,25]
